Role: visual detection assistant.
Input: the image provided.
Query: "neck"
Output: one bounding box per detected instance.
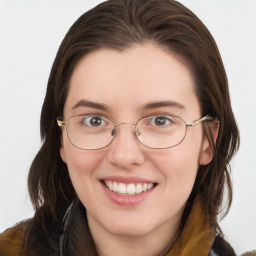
[87,212,181,256]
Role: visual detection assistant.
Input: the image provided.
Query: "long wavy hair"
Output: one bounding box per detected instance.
[27,0,239,238]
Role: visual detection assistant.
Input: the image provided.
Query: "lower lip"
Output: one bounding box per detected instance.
[101,182,156,206]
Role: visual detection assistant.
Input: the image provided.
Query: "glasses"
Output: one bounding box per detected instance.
[57,114,213,150]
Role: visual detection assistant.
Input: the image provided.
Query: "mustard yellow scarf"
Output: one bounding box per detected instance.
[167,200,215,256]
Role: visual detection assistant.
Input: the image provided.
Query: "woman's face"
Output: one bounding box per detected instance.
[60,44,212,240]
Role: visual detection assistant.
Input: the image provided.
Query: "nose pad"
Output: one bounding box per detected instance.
[136,128,141,136]
[111,129,116,137]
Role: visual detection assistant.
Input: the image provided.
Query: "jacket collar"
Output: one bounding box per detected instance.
[60,198,215,256]
[60,199,97,256]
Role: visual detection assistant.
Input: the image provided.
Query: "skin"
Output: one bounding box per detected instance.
[60,44,213,256]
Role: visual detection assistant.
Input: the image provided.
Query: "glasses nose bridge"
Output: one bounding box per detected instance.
[114,121,138,135]
[115,122,136,127]
[115,121,136,132]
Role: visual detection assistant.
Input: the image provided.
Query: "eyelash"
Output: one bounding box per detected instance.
[72,111,178,122]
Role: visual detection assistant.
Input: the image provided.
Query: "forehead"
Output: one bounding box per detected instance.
[64,44,200,118]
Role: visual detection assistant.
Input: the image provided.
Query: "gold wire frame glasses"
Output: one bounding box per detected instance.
[57,114,214,150]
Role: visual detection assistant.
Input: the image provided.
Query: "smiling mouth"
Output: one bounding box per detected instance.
[103,180,157,196]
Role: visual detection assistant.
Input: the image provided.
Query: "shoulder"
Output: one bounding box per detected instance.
[210,235,237,256]
[0,221,29,256]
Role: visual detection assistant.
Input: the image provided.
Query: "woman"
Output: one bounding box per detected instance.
[0,0,239,255]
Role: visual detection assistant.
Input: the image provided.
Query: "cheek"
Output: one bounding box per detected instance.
[149,130,203,196]
[61,136,105,192]
[66,151,99,176]
[61,131,103,172]
[151,146,199,183]
[63,146,107,210]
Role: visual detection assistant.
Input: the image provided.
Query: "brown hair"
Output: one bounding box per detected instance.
[27,0,239,238]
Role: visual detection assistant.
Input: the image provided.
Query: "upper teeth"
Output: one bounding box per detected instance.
[104,181,154,195]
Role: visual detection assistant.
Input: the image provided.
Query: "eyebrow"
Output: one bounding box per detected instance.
[71,99,185,112]
[71,99,109,111]
[143,100,185,110]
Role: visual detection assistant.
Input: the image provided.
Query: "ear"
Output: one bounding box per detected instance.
[199,118,220,165]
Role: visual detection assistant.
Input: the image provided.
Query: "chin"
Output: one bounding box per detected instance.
[108,223,153,238]
[102,212,158,238]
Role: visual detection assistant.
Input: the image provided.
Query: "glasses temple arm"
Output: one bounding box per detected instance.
[186,115,215,127]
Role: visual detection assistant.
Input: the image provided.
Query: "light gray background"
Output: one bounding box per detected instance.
[0,0,255,254]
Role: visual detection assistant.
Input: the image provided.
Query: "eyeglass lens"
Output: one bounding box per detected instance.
[65,115,187,150]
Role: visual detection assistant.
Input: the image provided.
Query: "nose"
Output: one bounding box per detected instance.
[107,123,146,170]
